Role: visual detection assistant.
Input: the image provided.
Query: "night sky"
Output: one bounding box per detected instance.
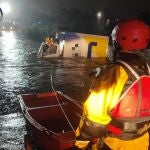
[1,0,150,19]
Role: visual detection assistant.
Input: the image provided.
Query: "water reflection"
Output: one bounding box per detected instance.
[1,31,16,47]
[1,31,18,63]
[0,31,40,115]
[0,113,26,150]
[0,31,106,149]
[0,31,106,114]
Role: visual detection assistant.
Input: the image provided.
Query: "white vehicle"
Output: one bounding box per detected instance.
[38,32,109,58]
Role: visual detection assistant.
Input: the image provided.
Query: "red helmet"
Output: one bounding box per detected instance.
[111,19,150,51]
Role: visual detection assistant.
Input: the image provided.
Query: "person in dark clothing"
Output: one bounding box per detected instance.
[75,19,150,150]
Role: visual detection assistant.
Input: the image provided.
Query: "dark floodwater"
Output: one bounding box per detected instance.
[0,31,107,150]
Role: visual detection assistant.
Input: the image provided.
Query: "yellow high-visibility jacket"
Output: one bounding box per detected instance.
[76,55,150,150]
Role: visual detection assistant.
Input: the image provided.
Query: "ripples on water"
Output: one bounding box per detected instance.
[0,31,107,115]
[0,31,107,149]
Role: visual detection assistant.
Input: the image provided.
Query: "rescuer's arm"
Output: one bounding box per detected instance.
[76,65,128,140]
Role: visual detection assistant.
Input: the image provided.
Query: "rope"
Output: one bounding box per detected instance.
[146,63,150,75]
[21,69,85,145]
[50,74,76,133]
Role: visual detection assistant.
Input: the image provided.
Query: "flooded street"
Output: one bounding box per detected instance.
[0,31,106,150]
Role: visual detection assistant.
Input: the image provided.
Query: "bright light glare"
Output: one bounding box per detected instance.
[1,31,16,60]
[97,12,102,18]
[1,3,11,13]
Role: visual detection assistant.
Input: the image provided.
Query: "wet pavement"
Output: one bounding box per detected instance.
[0,31,107,149]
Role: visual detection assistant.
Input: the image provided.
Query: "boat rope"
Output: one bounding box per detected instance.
[146,63,150,75]
[50,74,76,133]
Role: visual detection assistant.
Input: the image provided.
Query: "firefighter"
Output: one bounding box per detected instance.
[75,19,150,150]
